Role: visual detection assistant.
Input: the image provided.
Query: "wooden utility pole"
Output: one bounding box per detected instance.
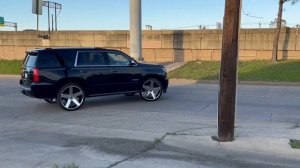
[218,0,242,142]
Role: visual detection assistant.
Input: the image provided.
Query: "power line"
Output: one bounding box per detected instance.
[162,24,219,30]
[242,6,263,19]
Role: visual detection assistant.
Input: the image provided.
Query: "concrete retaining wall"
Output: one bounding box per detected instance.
[0,28,299,61]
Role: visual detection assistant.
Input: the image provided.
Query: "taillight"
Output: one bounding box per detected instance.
[33,68,40,82]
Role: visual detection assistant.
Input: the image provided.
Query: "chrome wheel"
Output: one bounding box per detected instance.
[140,78,162,101]
[57,84,85,111]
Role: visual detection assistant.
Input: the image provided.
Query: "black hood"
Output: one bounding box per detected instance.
[138,62,164,67]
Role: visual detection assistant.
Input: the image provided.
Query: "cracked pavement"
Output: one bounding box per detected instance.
[0,78,300,168]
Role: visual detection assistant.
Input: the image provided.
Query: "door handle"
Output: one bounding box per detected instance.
[80,70,88,73]
[109,69,117,73]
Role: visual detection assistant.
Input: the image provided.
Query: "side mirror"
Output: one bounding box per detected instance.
[129,60,138,67]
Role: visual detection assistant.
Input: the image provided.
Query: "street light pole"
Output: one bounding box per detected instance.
[218,0,242,142]
[36,0,39,31]
[52,14,54,31]
[48,1,50,38]
[43,1,62,32]
[130,0,143,61]
[55,3,57,31]
[37,14,39,31]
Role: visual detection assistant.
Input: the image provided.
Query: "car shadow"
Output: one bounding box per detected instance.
[83,94,169,110]
[27,85,217,115]
[24,93,170,114]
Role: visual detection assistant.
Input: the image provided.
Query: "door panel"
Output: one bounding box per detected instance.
[77,67,114,95]
[75,51,114,95]
[106,51,141,92]
[112,66,141,92]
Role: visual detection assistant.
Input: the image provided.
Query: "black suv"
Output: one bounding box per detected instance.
[20,48,168,111]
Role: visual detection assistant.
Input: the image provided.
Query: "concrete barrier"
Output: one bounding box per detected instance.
[0,28,299,61]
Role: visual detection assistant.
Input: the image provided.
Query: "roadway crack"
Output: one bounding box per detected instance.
[290,122,300,129]
[197,101,215,113]
[105,126,215,168]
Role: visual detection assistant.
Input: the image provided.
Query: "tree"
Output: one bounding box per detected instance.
[270,18,287,28]
[272,0,299,63]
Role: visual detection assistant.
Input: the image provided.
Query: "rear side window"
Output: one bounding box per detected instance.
[24,54,37,67]
[57,51,76,67]
[37,52,62,68]
[76,51,108,66]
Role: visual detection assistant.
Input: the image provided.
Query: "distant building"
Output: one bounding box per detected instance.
[23,29,37,31]
[145,25,153,30]
[216,22,222,29]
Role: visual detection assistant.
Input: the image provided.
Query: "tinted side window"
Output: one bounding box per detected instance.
[37,52,62,68]
[57,51,76,67]
[24,54,37,67]
[106,52,131,66]
[77,52,108,66]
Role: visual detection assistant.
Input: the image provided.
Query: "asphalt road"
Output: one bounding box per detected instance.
[0,78,300,168]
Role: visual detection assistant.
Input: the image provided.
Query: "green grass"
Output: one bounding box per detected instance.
[0,60,22,75]
[154,137,162,144]
[290,139,300,149]
[53,162,80,168]
[1,60,300,82]
[169,60,300,82]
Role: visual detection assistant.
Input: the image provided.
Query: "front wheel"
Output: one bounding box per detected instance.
[140,78,163,101]
[57,83,85,111]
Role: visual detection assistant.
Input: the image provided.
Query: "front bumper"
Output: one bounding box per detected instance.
[162,78,169,93]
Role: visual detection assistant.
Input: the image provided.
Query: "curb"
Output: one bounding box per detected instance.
[0,74,19,78]
[238,81,300,86]
[170,79,300,87]
[1,75,300,87]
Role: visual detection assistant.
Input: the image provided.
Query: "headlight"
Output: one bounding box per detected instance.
[162,67,167,73]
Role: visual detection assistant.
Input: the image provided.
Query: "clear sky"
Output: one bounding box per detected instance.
[0,0,299,31]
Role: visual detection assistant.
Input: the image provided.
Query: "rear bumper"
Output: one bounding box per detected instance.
[20,82,57,99]
[20,85,34,97]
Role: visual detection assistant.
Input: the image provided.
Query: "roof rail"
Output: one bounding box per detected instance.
[33,48,52,50]
[94,47,106,50]
[25,50,38,55]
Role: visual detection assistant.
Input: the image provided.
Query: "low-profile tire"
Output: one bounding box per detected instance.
[140,78,163,101]
[44,98,57,104]
[57,83,85,111]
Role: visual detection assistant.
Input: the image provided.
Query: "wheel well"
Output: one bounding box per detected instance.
[57,78,86,92]
[143,75,164,84]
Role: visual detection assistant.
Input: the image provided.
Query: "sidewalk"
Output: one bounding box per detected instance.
[162,120,300,159]
[163,62,187,72]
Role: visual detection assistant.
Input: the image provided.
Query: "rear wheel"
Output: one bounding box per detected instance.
[140,78,162,101]
[44,98,57,104]
[57,83,85,111]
